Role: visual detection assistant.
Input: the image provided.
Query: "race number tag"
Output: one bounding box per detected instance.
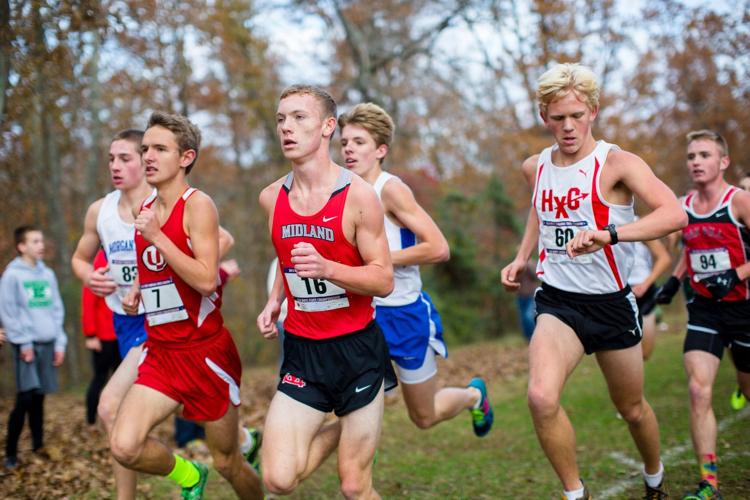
[284,267,349,312]
[109,257,138,298]
[141,278,189,326]
[689,248,731,275]
[541,220,592,264]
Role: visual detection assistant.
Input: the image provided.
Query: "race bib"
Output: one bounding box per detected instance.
[141,278,189,326]
[109,257,138,298]
[284,267,349,312]
[689,248,731,275]
[541,220,592,264]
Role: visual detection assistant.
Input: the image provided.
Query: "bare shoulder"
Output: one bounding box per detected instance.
[521,154,541,184]
[259,176,286,213]
[380,174,414,207]
[185,190,218,216]
[86,197,105,218]
[606,148,650,171]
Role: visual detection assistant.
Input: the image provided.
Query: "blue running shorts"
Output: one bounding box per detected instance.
[376,291,448,381]
[113,313,147,358]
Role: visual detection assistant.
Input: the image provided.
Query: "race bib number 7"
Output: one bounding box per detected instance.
[141,278,189,326]
[284,267,349,312]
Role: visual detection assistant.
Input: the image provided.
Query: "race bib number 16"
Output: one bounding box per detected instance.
[284,267,349,312]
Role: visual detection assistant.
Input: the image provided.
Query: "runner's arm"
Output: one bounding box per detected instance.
[135,192,220,296]
[71,200,118,296]
[381,178,449,267]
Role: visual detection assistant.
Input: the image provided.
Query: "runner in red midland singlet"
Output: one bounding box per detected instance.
[500,63,686,500]
[110,111,261,500]
[257,84,394,500]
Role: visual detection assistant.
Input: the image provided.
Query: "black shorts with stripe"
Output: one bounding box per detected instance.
[278,321,398,416]
[685,296,750,373]
[535,283,642,354]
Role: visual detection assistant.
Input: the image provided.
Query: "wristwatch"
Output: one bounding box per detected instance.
[604,224,618,245]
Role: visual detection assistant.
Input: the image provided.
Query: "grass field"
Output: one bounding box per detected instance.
[139,314,750,499]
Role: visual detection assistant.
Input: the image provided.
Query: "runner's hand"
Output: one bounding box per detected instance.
[697,269,740,300]
[500,260,526,292]
[655,276,680,304]
[566,229,610,257]
[257,300,281,339]
[122,286,141,315]
[87,266,117,297]
[291,242,330,279]
[134,208,161,243]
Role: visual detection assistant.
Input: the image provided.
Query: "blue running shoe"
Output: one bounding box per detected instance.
[468,377,494,437]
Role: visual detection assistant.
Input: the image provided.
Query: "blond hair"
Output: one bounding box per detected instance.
[686,129,729,157]
[338,103,395,154]
[537,63,600,115]
[280,84,337,120]
[147,111,202,174]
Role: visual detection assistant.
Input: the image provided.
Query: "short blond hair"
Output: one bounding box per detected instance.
[280,84,337,120]
[338,103,395,152]
[686,129,729,157]
[537,63,600,115]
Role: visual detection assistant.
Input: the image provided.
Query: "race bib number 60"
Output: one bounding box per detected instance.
[541,220,592,264]
[284,267,349,312]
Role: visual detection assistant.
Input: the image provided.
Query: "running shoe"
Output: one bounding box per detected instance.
[730,386,746,411]
[644,480,668,499]
[682,480,722,500]
[181,461,209,500]
[243,427,262,474]
[468,377,494,437]
[559,484,591,500]
[4,455,17,469]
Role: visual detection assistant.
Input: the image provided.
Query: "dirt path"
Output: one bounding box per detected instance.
[0,340,528,498]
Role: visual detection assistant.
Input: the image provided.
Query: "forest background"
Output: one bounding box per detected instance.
[1,0,749,393]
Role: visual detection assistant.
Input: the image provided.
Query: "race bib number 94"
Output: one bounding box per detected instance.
[541,220,592,264]
[689,248,731,275]
[141,278,189,326]
[284,267,349,312]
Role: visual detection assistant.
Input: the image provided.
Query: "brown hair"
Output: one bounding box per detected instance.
[280,84,337,121]
[14,225,40,254]
[147,112,202,174]
[338,103,395,153]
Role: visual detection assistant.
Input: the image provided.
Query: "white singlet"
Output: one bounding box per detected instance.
[372,171,423,306]
[96,189,146,315]
[533,141,635,294]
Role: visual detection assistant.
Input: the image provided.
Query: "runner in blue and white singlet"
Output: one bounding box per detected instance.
[339,102,493,437]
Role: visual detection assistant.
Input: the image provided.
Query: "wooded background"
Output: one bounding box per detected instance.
[1,0,748,392]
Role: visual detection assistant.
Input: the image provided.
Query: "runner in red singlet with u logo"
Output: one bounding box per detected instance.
[110,111,262,500]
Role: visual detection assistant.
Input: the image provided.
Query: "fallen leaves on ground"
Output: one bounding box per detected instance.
[0,339,527,498]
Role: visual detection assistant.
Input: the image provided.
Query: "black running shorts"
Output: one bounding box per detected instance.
[685,296,750,373]
[534,283,642,355]
[278,321,398,416]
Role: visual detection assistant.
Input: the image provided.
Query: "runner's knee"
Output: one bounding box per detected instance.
[339,468,371,500]
[263,467,298,495]
[687,377,712,407]
[97,391,120,430]
[408,408,435,429]
[210,450,237,479]
[527,384,559,418]
[109,431,143,467]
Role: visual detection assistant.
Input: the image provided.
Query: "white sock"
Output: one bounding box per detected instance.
[472,388,482,409]
[239,428,254,455]
[564,486,585,500]
[643,461,664,488]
